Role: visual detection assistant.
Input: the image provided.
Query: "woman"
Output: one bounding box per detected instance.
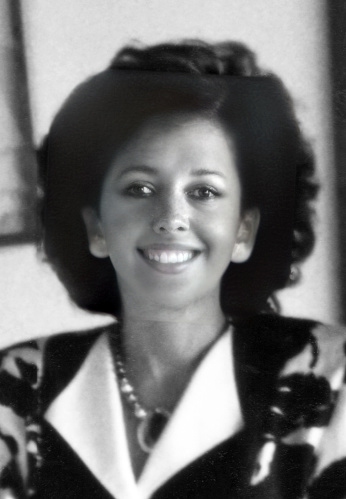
[0,41,345,499]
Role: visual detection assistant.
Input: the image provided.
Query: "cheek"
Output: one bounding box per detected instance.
[100,214,136,264]
[101,199,141,235]
[206,209,240,245]
[202,212,241,273]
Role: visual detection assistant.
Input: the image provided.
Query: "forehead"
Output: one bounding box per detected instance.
[109,114,237,171]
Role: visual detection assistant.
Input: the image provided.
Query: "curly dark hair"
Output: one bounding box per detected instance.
[39,40,318,317]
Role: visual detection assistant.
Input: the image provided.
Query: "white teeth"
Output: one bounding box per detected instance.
[143,249,195,264]
[168,253,178,263]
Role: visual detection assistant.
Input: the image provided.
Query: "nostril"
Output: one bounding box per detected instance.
[152,216,190,234]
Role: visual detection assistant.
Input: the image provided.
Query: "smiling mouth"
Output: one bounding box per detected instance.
[138,247,200,270]
[142,248,196,263]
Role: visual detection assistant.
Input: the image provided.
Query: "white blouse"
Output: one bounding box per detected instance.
[44,327,243,499]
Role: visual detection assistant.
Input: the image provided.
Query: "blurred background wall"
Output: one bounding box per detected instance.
[0,0,341,347]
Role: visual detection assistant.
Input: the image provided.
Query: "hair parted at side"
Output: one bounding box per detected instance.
[39,40,318,317]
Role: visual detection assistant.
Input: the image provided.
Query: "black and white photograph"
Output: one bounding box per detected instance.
[0,1,346,497]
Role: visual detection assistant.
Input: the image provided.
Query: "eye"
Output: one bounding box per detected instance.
[187,186,220,200]
[125,183,155,198]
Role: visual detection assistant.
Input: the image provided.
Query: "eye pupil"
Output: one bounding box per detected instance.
[201,188,211,197]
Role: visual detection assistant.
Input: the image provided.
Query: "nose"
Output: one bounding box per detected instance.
[152,196,190,234]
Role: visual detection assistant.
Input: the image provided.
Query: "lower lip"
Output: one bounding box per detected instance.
[137,250,199,274]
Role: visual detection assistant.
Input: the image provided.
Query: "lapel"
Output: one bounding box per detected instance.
[43,326,243,499]
[44,332,138,499]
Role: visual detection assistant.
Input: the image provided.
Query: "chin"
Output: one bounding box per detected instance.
[145,287,218,313]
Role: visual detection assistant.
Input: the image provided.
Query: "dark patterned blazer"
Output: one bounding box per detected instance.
[1,314,346,499]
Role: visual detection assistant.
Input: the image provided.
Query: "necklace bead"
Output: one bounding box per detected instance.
[134,405,147,419]
[120,379,134,394]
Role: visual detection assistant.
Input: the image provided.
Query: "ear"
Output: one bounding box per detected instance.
[81,207,108,258]
[231,208,260,263]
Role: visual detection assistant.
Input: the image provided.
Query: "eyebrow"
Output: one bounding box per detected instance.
[191,168,226,178]
[117,165,159,179]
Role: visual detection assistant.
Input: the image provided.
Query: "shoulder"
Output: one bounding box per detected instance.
[0,324,116,380]
[234,313,346,381]
[237,313,346,353]
[0,323,117,407]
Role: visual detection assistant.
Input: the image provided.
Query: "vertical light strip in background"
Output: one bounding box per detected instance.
[0,0,36,243]
[275,0,340,322]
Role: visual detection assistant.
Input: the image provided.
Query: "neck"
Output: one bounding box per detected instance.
[117,295,227,410]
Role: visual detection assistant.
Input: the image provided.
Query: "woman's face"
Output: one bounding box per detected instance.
[83,115,259,312]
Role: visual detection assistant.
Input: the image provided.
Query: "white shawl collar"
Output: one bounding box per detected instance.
[44,327,243,499]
